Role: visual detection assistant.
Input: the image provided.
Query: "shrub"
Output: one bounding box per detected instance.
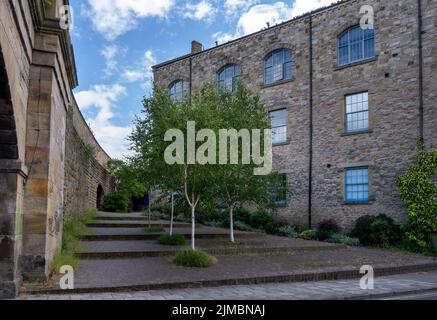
[143,225,165,233]
[276,225,298,238]
[397,140,437,248]
[157,234,186,246]
[350,214,402,247]
[173,249,215,268]
[299,229,318,240]
[175,214,191,223]
[234,221,259,232]
[102,192,130,213]
[316,219,341,241]
[250,209,274,229]
[203,220,226,228]
[327,233,360,246]
[234,207,252,225]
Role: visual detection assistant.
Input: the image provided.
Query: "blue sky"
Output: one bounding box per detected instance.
[70,0,334,159]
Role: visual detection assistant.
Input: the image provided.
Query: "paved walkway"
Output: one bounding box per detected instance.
[18,271,437,300]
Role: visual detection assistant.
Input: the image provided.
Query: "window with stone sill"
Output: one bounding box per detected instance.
[338,26,375,67]
[168,80,188,103]
[264,49,292,85]
[217,64,241,93]
[345,92,369,133]
[269,109,287,145]
[344,167,369,203]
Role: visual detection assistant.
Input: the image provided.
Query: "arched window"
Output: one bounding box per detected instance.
[169,80,187,102]
[338,26,375,66]
[264,49,292,85]
[217,64,240,92]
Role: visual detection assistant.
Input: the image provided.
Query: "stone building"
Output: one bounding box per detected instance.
[153,0,436,230]
[0,0,114,298]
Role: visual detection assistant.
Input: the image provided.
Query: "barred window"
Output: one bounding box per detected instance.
[269,109,287,145]
[345,167,369,202]
[264,49,292,85]
[338,26,375,66]
[169,80,187,102]
[217,64,241,93]
[345,92,369,133]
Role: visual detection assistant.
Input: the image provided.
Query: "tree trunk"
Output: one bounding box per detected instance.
[170,192,174,236]
[191,205,196,250]
[229,206,235,243]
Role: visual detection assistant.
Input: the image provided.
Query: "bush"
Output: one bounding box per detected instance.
[276,225,298,238]
[299,229,318,240]
[175,214,191,223]
[157,234,186,246]
[102,192,130,213]
[250,209,274,229]
[397,140,437,248]
[173,249,215,268]
[143,225,165,233]
[203,220,226,228]
[234,221,260,232]
[327,233,360,246]
[234,207,252,225]
[317,219,341,241]
[350,214,402,247]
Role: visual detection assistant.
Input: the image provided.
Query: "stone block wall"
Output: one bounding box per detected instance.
[153,0,437,231]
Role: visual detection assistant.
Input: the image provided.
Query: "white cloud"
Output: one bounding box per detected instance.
[75,84,133,159]
[183,1,217,22]
[224,0,258,15]
[214,0,335,44]
[101,45,126,76]
[84,0,174,40]
[121,50,157,87]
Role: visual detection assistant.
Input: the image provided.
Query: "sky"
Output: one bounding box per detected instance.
[70,0,335,160]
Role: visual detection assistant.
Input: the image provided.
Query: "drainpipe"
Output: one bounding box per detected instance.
[417,0,424,142]
[308,14,314,229]
[189,57,193,104]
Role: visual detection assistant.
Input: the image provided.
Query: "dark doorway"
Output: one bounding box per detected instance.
[96,185,104,210]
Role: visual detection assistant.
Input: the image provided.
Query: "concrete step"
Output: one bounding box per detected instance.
[21,250,437,296]
[87,221,189,228]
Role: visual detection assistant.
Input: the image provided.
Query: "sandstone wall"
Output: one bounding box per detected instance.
[153,0,437,230]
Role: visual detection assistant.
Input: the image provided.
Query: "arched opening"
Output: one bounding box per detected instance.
[0,46,18,159]
[96,185,104,210]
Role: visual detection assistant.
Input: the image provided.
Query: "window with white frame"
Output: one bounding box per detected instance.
[269,109,287,145]
[217,64,240,93]
[264,49,292,85]
[169,80,187,102]
[345,167,369,203]
[345,92,369,133]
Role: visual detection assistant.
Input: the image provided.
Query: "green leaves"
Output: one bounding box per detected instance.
[397,140,437,248]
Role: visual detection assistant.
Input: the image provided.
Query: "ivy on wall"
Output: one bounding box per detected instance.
[397,140,437,248]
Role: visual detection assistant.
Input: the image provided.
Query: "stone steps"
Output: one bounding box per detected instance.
[87,221,189,228]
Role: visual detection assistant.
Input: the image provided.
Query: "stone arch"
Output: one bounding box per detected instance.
[96,184,104,210]
[0,45,18,159]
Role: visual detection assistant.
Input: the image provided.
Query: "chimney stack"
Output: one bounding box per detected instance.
[191,41,203,54]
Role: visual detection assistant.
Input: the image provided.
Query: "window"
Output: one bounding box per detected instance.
[217,64,240,92]
[338,26,375,66]
[345,92,369,133]
[264,49,292,85]
[345,167,369,202]
[275,174,288,207]
[269,109,287,145]
[169,80,187,102]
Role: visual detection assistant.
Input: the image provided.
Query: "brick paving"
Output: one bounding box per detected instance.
[18,271,437,300]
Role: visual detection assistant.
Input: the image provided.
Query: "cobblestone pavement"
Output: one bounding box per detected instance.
[18,271,437,300]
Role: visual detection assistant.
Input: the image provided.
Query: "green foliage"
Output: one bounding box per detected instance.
[107,159,146,199]
[102,192,130,213]
[157,234,186,246]
[54,209,97,273]
[299,229,318,241]
[350,214,402,247]
[316,219,341,241]
[234,221,260,232]
[328,234,360,246]
[173,249,216,268]
[276,225,298,238]
[143,225,165,233]
[397,140,437,248]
